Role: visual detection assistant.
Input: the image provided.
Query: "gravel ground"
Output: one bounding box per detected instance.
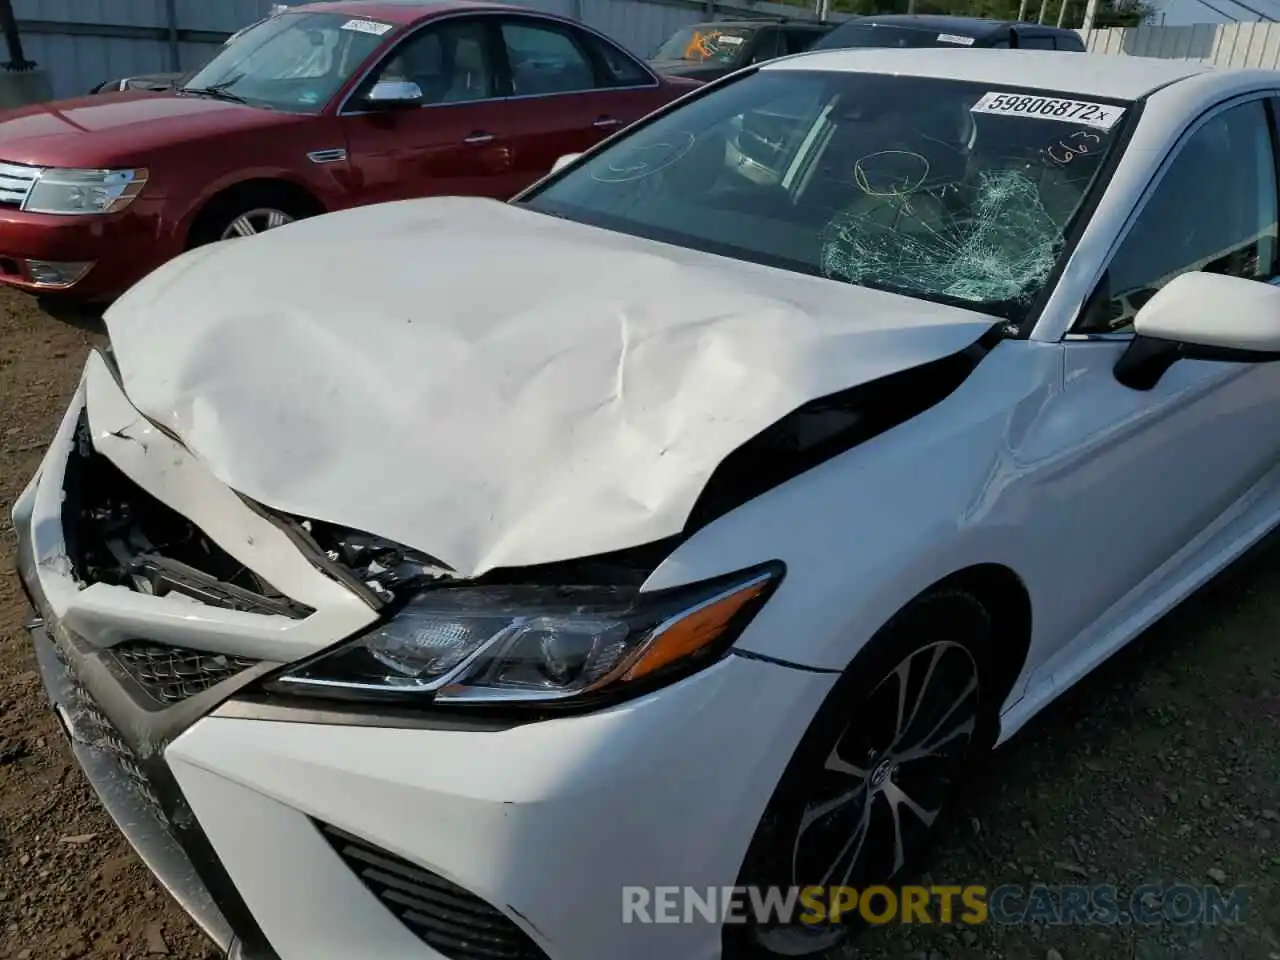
[0,288,1278,960]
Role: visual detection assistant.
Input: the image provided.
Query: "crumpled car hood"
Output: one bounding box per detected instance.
[105,196,997,578]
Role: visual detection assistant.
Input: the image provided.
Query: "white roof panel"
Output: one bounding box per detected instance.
[764,48,1215,100]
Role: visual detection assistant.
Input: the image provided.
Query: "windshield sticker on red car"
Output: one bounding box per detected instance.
[937,33,976,45]
[341,18,393,36]
[970,92,1126,131]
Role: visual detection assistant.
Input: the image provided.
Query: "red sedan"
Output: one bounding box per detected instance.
[0,0,699,301]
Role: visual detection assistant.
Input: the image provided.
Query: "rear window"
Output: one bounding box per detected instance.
[653,26,753,64]
[813,23,976,50]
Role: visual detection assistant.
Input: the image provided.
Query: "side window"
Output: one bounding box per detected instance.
[1076,99,1280,334]
[1055,33,1086,51]
[1018,35,1057,49]
[748,27,782,64]
[501,20,596,96]
[580,32,653,87]
[372,20,494,104]
[782,28,823,55]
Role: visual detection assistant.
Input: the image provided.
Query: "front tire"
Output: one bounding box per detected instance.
[188,185,317,248]
[726,590,994,958]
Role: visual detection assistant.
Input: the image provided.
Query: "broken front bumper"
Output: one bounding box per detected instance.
[12,352,839,960]
[22,616,275,960]
[9,351,375,959]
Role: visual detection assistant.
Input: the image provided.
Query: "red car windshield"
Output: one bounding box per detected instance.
[183,11,394,113]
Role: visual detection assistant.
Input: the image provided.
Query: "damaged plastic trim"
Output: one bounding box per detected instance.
[62,409,315,620]
[685,321,1007,534]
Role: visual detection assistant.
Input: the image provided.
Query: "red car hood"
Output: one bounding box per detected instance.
[0,91,295,167]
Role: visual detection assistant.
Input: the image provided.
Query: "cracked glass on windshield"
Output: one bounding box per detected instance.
[519,70,1131,323]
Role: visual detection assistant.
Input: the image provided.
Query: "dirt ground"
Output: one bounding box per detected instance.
[0,287,1277,960]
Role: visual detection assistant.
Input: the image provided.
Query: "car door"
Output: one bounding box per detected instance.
[338,16,518,205]
[497,15,659,192]
[1029,95,1280,672]
[574,26,672,122]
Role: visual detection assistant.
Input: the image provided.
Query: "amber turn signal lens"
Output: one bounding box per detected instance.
[622,576,771,682]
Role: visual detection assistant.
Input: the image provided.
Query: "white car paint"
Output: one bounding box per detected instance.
[12,49,1280,960]
[106,195,996,578]
[1132,268,1280,350]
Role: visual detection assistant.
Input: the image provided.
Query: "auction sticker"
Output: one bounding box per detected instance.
[342,18,393,35]
[937,33,976,45]
[970,91,1126,131]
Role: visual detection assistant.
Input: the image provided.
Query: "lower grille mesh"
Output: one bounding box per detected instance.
[318,823,550,960]
[111,641,259,706]
[55,646,168,824]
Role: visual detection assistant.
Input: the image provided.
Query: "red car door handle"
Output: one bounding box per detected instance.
[463,131,495,145]
[593,116,620,128]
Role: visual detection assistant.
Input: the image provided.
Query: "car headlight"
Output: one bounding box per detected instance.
[25,168,148,215]
[270,564,781,708]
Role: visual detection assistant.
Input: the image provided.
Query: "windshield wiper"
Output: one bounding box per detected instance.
[180,76,252,106]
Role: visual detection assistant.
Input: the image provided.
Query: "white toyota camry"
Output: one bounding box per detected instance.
[13,46,1280,960]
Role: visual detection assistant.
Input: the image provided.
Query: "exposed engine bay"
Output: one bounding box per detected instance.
[61,412,314,619]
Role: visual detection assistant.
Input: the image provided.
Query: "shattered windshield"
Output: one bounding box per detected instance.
[519,70,1130,322]
[653,26,753,63]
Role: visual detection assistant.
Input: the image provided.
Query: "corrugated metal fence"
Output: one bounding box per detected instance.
[14,0,274,96]
[1082,22,1280,68]
[15,0,839,100]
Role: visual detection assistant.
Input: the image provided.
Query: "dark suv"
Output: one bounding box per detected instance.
[813,14,1086,52]
[649,18,835,81]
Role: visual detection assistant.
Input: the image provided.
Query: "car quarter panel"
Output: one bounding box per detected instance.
[1029,68,1280,343]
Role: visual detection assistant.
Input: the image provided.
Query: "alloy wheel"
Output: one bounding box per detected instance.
[753,640,981,954]
[220,207,295,240]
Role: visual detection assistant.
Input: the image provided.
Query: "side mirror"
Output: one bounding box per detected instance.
[1114,271,1280,390]
[552,153,582,174]
[365,80,423,109]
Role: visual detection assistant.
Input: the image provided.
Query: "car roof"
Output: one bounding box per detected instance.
[291,0,531,24]
[836,13,1073,36]
[766,47,1215,100]
[679,19,828,30]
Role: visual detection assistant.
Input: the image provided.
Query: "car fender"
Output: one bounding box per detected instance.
[167,163,337,249]
[643,338,1067,705]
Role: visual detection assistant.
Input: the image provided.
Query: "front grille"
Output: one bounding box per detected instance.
[55,646,168,824]
[111,641,260,706]
[0,160,40,208]
[318,823,551,960]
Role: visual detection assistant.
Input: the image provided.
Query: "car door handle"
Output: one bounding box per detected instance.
[463,131,495,145]
[593,116,620,129]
